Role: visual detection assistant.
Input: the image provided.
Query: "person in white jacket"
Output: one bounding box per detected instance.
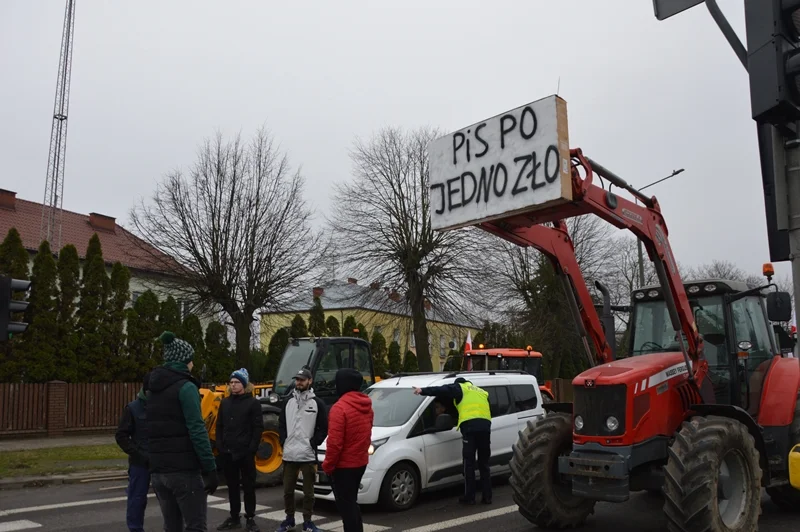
[277,367,328,532]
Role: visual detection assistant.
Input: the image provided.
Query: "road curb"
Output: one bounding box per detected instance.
[0,469,128,490]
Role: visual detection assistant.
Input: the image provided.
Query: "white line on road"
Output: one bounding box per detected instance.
[0,520,42,531]
[400,504,518,532]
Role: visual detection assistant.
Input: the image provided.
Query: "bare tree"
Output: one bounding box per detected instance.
[128,126,325,367]
[328,126,487,372]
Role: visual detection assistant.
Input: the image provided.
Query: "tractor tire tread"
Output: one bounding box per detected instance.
[663,415,762,532]
[509,411,595,530]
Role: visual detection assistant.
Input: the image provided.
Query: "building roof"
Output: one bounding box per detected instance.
[0,189,181,275]
[261,278,480,329]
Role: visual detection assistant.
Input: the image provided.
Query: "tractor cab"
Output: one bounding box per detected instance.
[628,276,793,413]
[267,336,376,407]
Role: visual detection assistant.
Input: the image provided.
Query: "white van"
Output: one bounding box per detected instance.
[300,370,546,511]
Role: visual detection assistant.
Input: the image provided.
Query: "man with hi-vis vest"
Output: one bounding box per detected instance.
[413,377,492,505]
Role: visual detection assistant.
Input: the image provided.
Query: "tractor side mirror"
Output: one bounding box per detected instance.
[767,292,792,323]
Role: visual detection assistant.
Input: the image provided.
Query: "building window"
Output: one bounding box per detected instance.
[393,328,401,344]
[410,333,415,348]
[440,334,446,358]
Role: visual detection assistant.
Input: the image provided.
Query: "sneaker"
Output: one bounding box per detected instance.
[246,517,260,532]
[217,516,243,530]
[302,521,322,532]
[276,516,295,532]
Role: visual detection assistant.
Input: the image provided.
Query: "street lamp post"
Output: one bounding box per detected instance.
[636,169,686,287]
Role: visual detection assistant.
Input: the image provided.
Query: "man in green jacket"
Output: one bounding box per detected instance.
[147,331,218,532]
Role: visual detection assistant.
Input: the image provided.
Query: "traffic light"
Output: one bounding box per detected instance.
[0,275,31,339]
[745,0,800,128]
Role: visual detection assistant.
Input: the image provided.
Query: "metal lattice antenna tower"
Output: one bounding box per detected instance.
[40,0,76,252]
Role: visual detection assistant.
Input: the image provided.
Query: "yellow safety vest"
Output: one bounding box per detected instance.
[455,382,491,428]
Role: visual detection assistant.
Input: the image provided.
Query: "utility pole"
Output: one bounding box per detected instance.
[635,169,685,287]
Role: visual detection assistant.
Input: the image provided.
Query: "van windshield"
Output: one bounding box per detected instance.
[366,387,426,427]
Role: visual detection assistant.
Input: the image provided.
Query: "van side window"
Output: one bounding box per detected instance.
[486,386,511,417]
[511,384,538,412]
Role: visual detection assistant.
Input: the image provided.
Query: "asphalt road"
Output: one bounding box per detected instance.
[0,477,797,531]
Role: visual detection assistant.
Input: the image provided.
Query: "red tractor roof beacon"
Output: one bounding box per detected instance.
[436,143,800,529]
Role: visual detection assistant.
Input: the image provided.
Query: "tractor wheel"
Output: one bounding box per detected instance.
[766,395,800,510]
[509,411,595,529]
[663,415,762,531]
[255,413,284,487]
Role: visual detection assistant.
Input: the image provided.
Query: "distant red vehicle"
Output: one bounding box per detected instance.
[444,346,554,402]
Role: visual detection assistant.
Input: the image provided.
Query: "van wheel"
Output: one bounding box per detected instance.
[379,462,420,512]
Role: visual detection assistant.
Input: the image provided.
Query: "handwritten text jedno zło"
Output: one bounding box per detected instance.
[430,105,561,216]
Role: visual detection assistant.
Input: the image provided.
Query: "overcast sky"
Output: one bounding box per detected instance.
[1,0,791,282]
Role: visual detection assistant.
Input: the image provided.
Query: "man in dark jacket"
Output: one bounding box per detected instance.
[277,367,328,532]
[215,368,263,532]
[115,372,151,532]
[413,376,492,505]
[147,331,219,532]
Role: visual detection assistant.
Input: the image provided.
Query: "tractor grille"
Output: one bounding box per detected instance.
[573,384,627,436]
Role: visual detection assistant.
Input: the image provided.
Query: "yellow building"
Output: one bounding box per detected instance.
[260,278,481,371]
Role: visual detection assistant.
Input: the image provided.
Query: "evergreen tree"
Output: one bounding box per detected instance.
[308,296,326,337]
[126,290,161,379]
[0,227,29,381]
[180,313,206,380]
[55,244,80,382]
[342,315,357,337]
[370,330,388,377]
[266,328,290,382]
[158,296,182,338]
[106,262,131,380]
[290,314,308,338]
[403,350,419,372]
[325,315,341,336]
[18,241,59,382]
[355,322,369,341]
[76,234,110,381]
[248,348,268,382]
[387,340,402,373]
[206,320,234,381]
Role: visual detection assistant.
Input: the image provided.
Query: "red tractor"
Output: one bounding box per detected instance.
[476,149,800,530]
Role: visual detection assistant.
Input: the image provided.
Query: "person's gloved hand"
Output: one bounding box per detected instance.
[203,470,219,495]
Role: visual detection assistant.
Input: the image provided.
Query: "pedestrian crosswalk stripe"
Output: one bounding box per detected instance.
[255,510,329,522]
[0,520,42,532]
[209,503,270,512]
[400,504,517,532]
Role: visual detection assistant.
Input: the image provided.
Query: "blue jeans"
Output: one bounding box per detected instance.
[126,464,150,532]
[151,471,208,532]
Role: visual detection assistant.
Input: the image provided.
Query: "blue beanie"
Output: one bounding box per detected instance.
[231,368,249,387]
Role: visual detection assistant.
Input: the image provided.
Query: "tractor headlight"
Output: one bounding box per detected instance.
[268,393,279,404]
[574,415,584,431]
[606,416,619,432]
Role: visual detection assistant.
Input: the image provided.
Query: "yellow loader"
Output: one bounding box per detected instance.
[199,336,378,486]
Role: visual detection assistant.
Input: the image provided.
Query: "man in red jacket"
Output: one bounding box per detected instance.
[322,368,374,532]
